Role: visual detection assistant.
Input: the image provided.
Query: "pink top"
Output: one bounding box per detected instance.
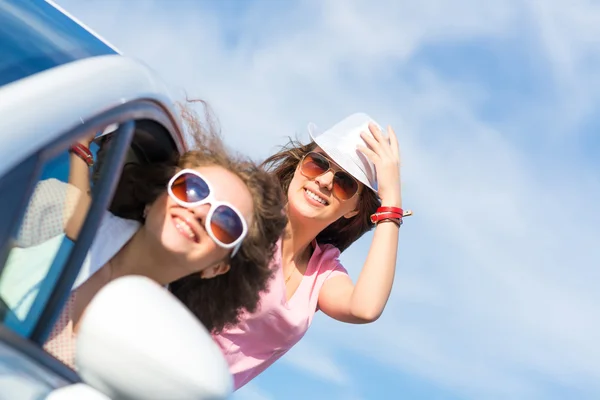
[212,239,348,390]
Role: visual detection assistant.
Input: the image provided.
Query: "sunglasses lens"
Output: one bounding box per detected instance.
[301,153,330,178]
[302,152,359,201]
[171,173,210,204]
[210,205,245,245]
[333,172,359,200]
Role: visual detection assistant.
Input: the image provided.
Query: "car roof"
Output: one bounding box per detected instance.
[0,55,186,177]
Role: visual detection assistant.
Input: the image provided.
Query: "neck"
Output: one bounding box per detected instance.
[281,208,327,264]
[109,228,183,286]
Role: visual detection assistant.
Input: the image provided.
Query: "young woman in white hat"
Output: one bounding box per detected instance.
[173,112,410,390]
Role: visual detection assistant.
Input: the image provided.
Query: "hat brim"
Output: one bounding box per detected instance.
[307,122,377,193]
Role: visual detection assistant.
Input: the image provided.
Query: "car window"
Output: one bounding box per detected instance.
[0,134,101,338]
[0,0,117,88]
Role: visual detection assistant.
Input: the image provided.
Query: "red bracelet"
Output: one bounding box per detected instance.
[377,206,413,217]
[370,212,403,225]
[69,143,94,167]
[377,206,403,214]
[371,211,402,221]
[371,216,403,226]
[378,218,401,228]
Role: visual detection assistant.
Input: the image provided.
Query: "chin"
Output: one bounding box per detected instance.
[287,200,319,221]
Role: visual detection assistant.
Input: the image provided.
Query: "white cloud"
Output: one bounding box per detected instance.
[319,62,600,398]
[280,339,350,386]
[514,0,600,135]
[231,382,273,400]
[56,0,600,398]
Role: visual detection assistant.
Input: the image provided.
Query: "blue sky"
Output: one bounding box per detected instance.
[57,0,600,399]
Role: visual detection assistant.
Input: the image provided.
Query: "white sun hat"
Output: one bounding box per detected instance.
[308,112,386,194]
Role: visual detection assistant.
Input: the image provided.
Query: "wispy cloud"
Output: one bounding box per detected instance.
[280,339,349,386]
[56,0,600,398]
[230,382,273,400]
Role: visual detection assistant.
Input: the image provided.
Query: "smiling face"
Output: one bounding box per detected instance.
[143,165,254,278]
[287,147,362,228]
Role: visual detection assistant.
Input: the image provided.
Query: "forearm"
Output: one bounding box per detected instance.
[68,152,92,194]
[349,219,400,321]
[330,121,404,323]
[64,151,93,239]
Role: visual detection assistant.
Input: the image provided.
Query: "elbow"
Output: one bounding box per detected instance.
[351,308,383,324]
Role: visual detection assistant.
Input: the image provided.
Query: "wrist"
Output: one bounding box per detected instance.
[69,143,94,167]
[379,198,402,208]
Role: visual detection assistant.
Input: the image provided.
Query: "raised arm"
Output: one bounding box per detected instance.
[317,123,403,323]
[63,134,96,240]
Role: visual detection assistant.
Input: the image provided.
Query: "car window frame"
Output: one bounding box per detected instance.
[0,99,180,387]
[0,119,134,341]
[0,324,80,387]
[0,99,179,346]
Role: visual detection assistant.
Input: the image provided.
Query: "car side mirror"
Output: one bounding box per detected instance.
[74,276,232,400]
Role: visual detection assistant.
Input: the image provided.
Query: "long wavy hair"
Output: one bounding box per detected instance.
[105,100,288,333]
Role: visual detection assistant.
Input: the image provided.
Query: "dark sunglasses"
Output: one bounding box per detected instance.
[300,152,359,201]
[167,169,248,256]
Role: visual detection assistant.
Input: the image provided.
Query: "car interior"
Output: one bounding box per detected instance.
[126,119,180,165]
[92,119,182,211]
[96,119,179,176]
[0,115,181,358]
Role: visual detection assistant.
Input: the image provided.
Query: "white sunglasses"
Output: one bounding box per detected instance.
[167,169,248,257]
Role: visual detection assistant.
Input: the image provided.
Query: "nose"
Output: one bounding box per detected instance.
[314,170,335,191]
[189,202,211,220]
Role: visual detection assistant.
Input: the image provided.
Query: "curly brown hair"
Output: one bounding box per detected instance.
[107,101,287,334]
[262,138,380,252]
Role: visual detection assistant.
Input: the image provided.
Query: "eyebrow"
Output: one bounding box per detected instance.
[313,151,344,171]
[312,151,363,192]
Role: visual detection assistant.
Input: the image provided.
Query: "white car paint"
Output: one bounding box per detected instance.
[0,1,232,399]
[0,55,187,177]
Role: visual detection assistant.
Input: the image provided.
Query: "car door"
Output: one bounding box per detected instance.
[0,2,187,397]
[0,100,184,400]
[0,118,134,399]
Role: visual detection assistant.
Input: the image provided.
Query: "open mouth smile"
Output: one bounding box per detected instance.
[172,215,200,243]
[304,188,329,205]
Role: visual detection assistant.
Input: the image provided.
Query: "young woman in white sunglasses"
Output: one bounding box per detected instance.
[34,104,288,368]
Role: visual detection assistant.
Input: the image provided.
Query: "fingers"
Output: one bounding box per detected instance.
[356,144,378,164]
[388,126,400,160]
[361,122,399,159]
[368,122,387,143]
[360,129,380,153]
[361,123,389,156]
